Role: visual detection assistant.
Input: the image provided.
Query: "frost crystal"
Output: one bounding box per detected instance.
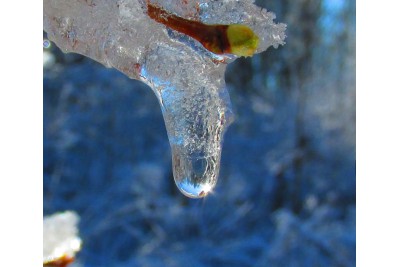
[44,0,286,198]
[43,211,82,265]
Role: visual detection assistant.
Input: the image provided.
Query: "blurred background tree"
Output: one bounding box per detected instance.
[44,0,355,266]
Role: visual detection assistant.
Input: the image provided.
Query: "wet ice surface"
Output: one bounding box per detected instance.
[43,0,285,197]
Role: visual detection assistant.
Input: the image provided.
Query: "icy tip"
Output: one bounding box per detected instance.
[172,151,220,198]
[176,179,215,198]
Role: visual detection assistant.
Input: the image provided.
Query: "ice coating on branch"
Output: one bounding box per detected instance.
[43,0,285,198]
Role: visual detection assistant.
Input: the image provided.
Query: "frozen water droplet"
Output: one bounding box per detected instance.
[140,45,234,198]
[43,39,51,49]
[172,146,220,198]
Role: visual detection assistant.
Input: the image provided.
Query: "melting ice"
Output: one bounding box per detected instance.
[43,0,286,198]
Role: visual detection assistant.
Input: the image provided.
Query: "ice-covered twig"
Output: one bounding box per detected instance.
[43,0,285,198]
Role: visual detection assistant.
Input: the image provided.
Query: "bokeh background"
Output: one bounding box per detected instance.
[43,0,356,266]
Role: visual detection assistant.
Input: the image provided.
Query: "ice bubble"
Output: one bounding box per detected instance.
[43,39,51,49]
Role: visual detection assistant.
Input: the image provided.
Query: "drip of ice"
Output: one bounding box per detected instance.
[43,0,286,198]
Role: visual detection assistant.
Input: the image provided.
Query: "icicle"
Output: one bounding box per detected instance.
[43,0,285,198]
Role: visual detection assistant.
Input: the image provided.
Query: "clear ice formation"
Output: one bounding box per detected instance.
[44,0,285,198]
